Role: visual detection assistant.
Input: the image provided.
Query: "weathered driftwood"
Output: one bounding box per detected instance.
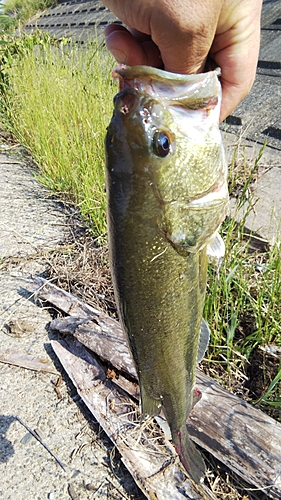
[52,335,214,500]
[34,276,102,318]
[50,315,135,378]
[0,348,58,374]
[34,277,281,498]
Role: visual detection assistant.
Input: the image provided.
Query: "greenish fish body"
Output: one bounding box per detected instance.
[105,65,228,482]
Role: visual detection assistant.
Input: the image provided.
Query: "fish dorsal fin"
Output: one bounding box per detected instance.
[197,318,210,363]
[206,231,225,269]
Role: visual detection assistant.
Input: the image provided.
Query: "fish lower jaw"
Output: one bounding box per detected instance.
[188,182,228,208]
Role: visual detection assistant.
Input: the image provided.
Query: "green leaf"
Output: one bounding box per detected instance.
[256,367,281,404]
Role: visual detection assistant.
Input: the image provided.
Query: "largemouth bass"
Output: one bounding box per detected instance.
[105,65,228,482]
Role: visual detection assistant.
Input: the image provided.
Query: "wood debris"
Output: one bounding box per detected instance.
[33,277,281,499]
[0,348,58,374]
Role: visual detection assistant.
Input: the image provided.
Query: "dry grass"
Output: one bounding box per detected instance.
[46,233,116,318]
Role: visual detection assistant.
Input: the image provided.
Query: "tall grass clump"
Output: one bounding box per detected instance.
[0,3,15,31]
[2,36,116,237]
[204,150,281,416]
[3,0,55,22]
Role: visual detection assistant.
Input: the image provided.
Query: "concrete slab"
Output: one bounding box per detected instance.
[223,132,281,245]
[230,166,281,245]
[224,0,281,149]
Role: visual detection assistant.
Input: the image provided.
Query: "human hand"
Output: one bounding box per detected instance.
[102,0,262,122]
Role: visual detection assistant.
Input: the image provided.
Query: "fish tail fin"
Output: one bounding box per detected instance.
[173,425,205,483]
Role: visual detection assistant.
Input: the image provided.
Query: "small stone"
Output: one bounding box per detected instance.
[71,470,81,479]
[86,483,95,491]
[20,432,32,445]
[48,492,58,500]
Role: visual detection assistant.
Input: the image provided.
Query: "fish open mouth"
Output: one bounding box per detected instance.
[112,65,222,109]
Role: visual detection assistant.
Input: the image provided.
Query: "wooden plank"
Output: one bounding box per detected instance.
[188,372,281,497]
[34,276,102,317]
[33,277,281,498]
[51,335,214,500]
[50,315,135,378]
[0,349,58,374]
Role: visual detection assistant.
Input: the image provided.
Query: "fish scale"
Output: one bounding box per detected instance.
[105,65,229,483]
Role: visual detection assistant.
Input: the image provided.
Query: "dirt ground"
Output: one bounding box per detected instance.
[0,142,144,500]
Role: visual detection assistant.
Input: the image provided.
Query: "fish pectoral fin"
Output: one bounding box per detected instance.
[197,318,210,364]
[155,415,172,440]
[206,231,225,269]
[192,388,202,408]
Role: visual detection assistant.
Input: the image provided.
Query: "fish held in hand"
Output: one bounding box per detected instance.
[105,65,229,482]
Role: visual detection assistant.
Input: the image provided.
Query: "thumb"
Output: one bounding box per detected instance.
[149,1,221,74]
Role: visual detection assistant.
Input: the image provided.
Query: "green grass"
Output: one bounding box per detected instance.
[0,30,280,415]
[205,218,281,358]
[1,35,115,238]
[204,150,281,416]
[3,0,55,22]
[0,5,13,31]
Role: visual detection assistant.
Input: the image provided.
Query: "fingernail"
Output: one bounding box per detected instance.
[110,48,127,64]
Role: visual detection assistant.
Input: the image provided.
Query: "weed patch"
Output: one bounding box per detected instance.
[3,0,56,23]
[204,149,281,418]
[1,35,115,237]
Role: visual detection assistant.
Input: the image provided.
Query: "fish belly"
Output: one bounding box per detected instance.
[109,216,207,480]
[110,213,206,421]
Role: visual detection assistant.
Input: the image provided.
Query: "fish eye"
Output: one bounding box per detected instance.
[153,131,171,157]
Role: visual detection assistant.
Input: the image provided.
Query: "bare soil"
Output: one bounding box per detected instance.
[0,142,144,500]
